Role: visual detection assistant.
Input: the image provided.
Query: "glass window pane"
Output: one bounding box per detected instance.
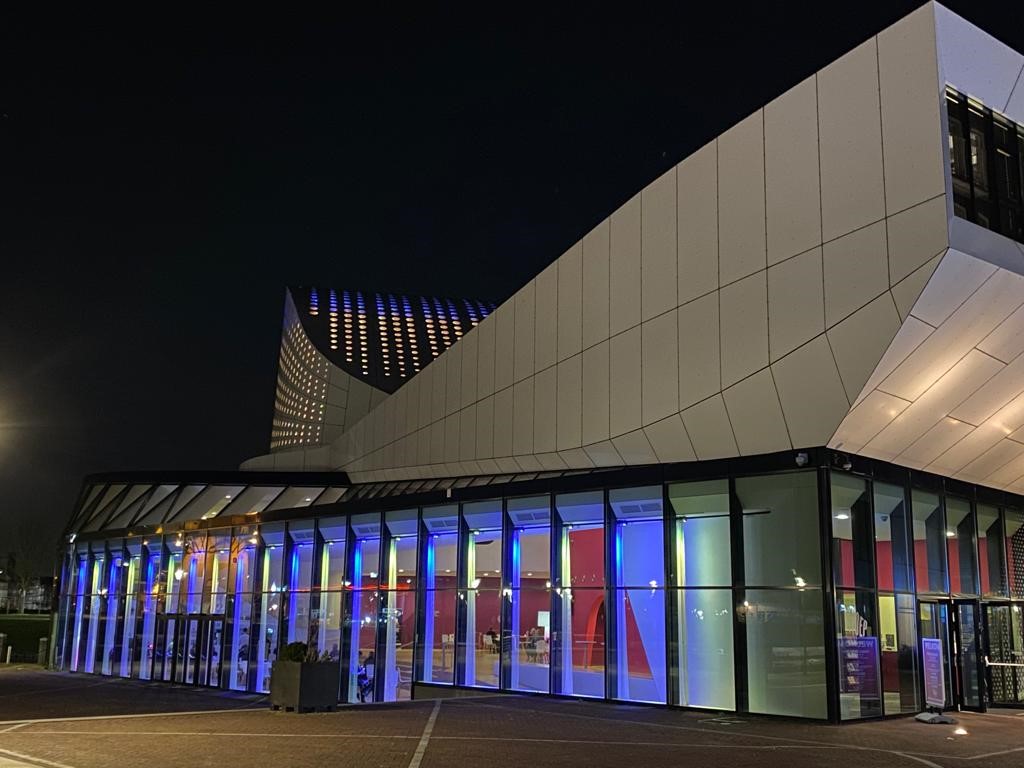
[737,473,821,588]
[610,487,664,587]
[874,482,913,592]
[744,588,827,719]
[836,590,882,719]
[386,509,418,584]
[318,517,347,590]
[555,491,605,698]
[351,513,381,588]
[349,590,381,702]
[464,589,501,689]
[912,490,947,593]
[831,473,873,589]
[946,498,978,595]
[508,496,551,694]
[254,523,285,692]
[614,586,666,703]
[676,588,734,709]
[670,480,730,587]
[227,532,257,690]
[420,505,458,686]
[1006,510,1024,598]
[285,522,315,645]
[977,505,1006,596]
[878,593,920,714]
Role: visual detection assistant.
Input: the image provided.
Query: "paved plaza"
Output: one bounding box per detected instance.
[1,666,1022,768]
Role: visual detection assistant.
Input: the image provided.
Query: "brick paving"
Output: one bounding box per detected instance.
[1,667,1022,767]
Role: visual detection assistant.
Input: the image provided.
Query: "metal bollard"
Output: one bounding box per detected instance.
[0,632,6,663]
[38,637,49,666]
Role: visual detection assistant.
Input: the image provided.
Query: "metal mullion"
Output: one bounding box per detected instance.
[819,466,840,723]
[413,507,428,684]
[454,503,469,687]
[603,486,615,702]
[338,515,358,702]
[663,482,679,707]
[728,476,747,714]
[500,496,512,691]
[374,512,391,702]
[549,494,562,696]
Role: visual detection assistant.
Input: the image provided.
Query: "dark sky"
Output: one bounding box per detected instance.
[1,3,1018,569]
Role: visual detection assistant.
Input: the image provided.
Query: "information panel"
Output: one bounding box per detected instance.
[921,637,946,708]
[838,636,879,696]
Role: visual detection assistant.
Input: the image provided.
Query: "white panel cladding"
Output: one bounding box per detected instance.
[856,315,935,406]
[886,195,949,285]
[979,305,1024,363]
[444,413,460,464]
[677,141,719,305]
[459,331,478,410]
[432,354,448,421]
[831,390,912,454]
[475,396,494,459]
[935,3,1024,117]
[476,312,496,400]
[346,378,373,425]
[610,192,642,336]
[899,417,975,469]
[512,378,535,456]
[583,440,623,467]
[643,414,697,463]
[533,366,557,454]
[765,76,821,265]
[823,221,888,328]
[429,420,445,466]
[582,340,610,445]
[868,350,1004,459]
[641,310,679,425]
[459,405,477,462]
[718,110,766,285]
[722,368,791,454]
[681,395,738,460]
[767,247,824,361]
[582,218,611,349]
[827,292,903,404]
[877,3,945,216]
[641,166,677,321]
[881,269,1024,401]
[909,248,996,327]
[678,292,721,409]
[556,355,583,451]
[492,386,514,459]
[818,37,885,242]
[958,439,1024,484]
[609,326,642,438]
[416,363,433,430]
[772,335,850,447]
[611,429,658,464]
[416,424,430,466]
[445,342,462,416]
[557,242,583,361]
[513,281,536,383]
[719,271,768,387]
[949,352,1024,426]
[557,447,594,469]
[535,262,558,373]
[494,299,515,390]
[891,253,943,321]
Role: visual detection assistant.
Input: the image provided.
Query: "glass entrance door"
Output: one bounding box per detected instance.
[952,600,985,711]
[983,603,1024,706]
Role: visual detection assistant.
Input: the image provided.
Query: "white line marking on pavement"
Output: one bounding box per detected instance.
[888,752,944,768]
[0,725,28,734]
[407,700,441,768]
[0,708,263,726]
[0,749,76,768]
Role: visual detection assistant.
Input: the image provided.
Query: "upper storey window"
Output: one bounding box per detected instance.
[946,87,1024,244]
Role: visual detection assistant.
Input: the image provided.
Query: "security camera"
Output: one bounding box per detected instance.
[795,452,809,467]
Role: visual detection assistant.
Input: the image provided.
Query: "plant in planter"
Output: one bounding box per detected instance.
[269,642,341,713]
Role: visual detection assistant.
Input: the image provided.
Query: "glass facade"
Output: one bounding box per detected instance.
[55,457,1024,720]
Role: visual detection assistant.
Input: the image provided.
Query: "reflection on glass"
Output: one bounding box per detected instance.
[912,491,947,593]
[977,505,1006,596]
[831,474,872,589]
[383,509,417,701]
[946,498,978,595]
[744,589,826,719]
[737,473,820,588]
[556,491,605,698]
[419,505,457,686]
[874,483,913,592]
[285,522,315,646]
[670,480,730,587]
[878,593,920,714]
[462,500,502,689]
[507,496,551,694]
[836,590,881,719]
[101,548,123,676]
[1005,510,1024,598]
[255,524,284,692]
[348,513,381,702]
[919,602,952,709]
[228,533,256,690]
[120,546,141,678]
[610,487,665,703]
[138,542,159,680]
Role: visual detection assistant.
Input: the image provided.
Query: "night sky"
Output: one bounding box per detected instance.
[1,3,1018,571]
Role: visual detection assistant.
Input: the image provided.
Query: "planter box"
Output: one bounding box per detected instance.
[269,661,341,712]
